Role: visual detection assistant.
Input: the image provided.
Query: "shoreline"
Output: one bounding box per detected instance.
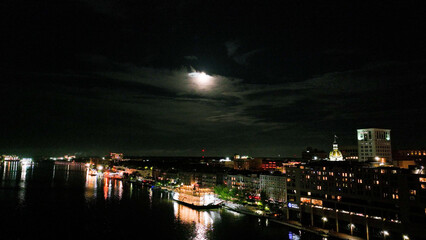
[222,205,363,240]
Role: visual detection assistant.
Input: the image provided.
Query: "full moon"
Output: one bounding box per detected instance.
[188,71,214,89]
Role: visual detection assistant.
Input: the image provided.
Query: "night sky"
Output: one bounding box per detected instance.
[1,1,425,157]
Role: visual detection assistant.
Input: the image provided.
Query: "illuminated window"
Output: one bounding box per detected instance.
[308,192,311,196]
[311,199,323,206]
[410,190,416,195]
[317,186,322,190]
[420,177,426,182]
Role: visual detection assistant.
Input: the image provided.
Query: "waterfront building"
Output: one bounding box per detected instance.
[177,171,224,188]
[226,172,260,195]
[357,128,392,163]
[284,161,426,239]
[259,172,287,202]
[2,155,20,161]
[109,152,124,162]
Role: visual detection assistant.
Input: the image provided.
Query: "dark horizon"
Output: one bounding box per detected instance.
[1,1,425,157]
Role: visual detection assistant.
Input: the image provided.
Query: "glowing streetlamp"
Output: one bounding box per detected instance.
[349,224,355,235]
[403,235,409,240]
[322,217,328,228]
[382,230,389,240]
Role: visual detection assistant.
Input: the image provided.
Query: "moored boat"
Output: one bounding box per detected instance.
[172,185,222,209]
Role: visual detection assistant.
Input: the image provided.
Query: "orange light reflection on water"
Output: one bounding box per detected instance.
[173,202,218,240]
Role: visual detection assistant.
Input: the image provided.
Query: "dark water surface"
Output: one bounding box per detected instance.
[0,162,322,240]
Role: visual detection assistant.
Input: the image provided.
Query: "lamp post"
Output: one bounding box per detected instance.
[382,230,389,240]
[349,224,355,235]
[322,217,328,228]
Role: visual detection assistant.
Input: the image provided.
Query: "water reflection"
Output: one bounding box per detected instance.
[19,163,31,204]
[2,161,20,183]
[84,172,124,201]
[173,202,220,240]
[85,171,98,200]
[0,162,321,240]
[1,161,34,205]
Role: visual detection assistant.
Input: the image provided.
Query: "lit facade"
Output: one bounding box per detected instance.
[226,173,260,194]
[285,162,426,239]
[329,136,344,161]
[357,128,392,162]
[110,152,124,161]
[259,173,287,202]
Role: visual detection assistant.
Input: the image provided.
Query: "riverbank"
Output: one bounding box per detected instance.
[222,203,363,240]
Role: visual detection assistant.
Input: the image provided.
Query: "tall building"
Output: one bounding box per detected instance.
[357,128,392,163]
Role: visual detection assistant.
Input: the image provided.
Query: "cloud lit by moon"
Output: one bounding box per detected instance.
[188,71,214,90]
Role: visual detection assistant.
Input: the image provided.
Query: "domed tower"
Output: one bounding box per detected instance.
[329,135,344,161]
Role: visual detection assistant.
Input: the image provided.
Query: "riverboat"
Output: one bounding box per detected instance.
[104,171,123,179]
[172,185,222,209]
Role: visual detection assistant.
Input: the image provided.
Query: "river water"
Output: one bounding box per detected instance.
[0,161,322,240]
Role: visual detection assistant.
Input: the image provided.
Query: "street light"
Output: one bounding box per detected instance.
[349,224,355,235]
[403,235,409,240]
[322,217,328,228]
[382,230,389,240]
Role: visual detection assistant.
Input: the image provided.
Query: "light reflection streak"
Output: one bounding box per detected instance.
[99,178,123,200]
[2,161,6,181]
[66,164,70,182]
[85,169,98,200]
[104,178,109,200]
[148,188,153,208]
[18,163,31,204]
[173,202,219,240]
